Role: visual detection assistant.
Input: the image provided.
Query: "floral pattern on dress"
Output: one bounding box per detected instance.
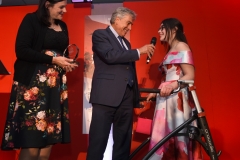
[149,51,202,160]
[1,66,70,150]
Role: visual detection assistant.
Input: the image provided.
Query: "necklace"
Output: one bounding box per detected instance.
[169,40,179,51]
[172,40,179,48]
[49,24,58,30]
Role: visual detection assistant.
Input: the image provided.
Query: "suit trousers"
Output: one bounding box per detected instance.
[86,85,134,160]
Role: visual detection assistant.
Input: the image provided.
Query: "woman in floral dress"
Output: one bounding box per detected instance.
[1,0,78,160]
[146,18,203,159]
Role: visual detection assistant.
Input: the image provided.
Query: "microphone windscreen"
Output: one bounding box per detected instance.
[151,37,157,46]
[147,37,157,64]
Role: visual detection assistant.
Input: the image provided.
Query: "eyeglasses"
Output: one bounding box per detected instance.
[159,25,165,31]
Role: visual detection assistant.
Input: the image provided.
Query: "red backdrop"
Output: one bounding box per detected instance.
[0,0,239,159]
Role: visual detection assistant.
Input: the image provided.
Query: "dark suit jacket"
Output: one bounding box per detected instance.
[90,26,140,108]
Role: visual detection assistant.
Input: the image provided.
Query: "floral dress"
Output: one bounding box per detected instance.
[149,51,203,160]
[1,28,70,150]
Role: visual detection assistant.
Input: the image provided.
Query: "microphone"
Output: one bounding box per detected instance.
[147,37,157,64]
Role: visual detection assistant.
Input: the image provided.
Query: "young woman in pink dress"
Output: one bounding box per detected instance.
[146,18,203,160]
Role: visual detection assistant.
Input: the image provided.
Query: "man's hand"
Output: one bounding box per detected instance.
[138,44,155,60]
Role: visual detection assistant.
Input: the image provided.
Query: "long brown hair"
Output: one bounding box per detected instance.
[36,0,64,26]
[160,18,188,52]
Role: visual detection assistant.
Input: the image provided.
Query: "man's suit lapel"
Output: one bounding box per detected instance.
[106,27,124,50]
[122,37,131,50]
[106,27,131,51]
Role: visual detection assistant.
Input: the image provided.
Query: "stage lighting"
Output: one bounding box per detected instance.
[71,0,92,2]
[92,0,123,3]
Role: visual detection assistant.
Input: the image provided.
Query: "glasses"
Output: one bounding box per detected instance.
[159,25,165,31]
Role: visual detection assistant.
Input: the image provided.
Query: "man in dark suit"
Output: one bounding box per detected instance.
[86,7,155,160]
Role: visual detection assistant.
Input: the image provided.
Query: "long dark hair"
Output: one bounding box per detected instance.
[36,0,64,26]
[161,18,188,51]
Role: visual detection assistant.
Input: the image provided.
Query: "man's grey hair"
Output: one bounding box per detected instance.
[110,7,136,24]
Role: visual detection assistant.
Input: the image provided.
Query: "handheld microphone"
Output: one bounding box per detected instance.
[147,37,157,64]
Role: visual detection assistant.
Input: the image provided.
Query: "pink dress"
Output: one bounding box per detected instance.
[149,51,203,160]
